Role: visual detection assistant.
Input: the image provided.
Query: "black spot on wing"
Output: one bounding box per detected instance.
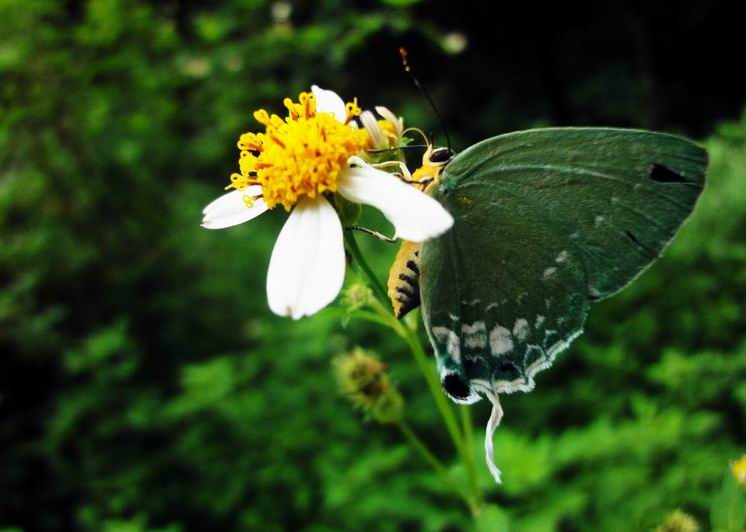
[406,260,419,275]
[624,229,656,256]
[442,373,471,400]
[649,163,687,184]
[624,229,642,247]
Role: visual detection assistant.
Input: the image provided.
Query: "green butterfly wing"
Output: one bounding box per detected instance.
[419,127,707,403]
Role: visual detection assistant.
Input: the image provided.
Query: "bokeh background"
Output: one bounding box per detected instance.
[1,0,745,530]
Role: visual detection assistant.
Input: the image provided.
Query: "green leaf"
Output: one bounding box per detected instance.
[379,0,422,7]
[710,467,746,532]
[475,504,511,532]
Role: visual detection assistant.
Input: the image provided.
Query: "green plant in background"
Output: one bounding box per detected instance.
[656,456,746,532]
[709,456,746,532]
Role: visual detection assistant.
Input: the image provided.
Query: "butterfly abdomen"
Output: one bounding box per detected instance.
[387,240,423,318]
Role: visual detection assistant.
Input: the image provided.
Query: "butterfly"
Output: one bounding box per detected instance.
[386,127,708,482]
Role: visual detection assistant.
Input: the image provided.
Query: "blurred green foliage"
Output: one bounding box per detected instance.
[1,0,744,530]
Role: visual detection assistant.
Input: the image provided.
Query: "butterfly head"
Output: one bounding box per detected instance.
[425,146,454,166]
[409,144,454,187]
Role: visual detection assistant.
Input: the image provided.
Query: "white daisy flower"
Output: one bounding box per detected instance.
[201,86,453,319]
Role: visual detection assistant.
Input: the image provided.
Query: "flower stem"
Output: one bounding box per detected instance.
[396,314,465,456]
[460,405,480,504]
[398,419,477,513]
[398,314,482,513]
[344,235,462,451]
[343,230,389,305]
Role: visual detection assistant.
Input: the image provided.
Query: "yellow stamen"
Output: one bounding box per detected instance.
[283,97,299,120]
[238,152,257,174]
[253,109,270,126]
[345,97,361,122]
[228,90,371,210]
[229,172,249,190]
[299,92,316,119]
[237,132,264,152]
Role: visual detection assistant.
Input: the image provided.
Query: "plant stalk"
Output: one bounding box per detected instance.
[344,231,483,512]
[344,231,389,304]
[397,420,477,513]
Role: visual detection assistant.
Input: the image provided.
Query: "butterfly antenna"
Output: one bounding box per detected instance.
[400,127,429,148]
[399,47,452,151]
[367,143,429,154]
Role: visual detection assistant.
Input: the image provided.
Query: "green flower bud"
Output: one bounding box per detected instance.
[370,387,404,424]
[333,348,403,424]
[655,510,699,532]
[342,283,374,312]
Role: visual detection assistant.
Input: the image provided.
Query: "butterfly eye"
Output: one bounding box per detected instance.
[428,147,453,164]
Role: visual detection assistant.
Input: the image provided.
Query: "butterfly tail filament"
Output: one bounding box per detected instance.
[483,388,504,484]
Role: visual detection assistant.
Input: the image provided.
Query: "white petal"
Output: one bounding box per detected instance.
[311,85,347,123]
[375,106,403,138]
[338,157,454,243]
[360,110,385,149]
[201,186,268,229]
[266,196,346,319]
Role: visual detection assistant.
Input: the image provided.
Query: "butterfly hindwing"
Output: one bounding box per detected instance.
[419,127,707,401]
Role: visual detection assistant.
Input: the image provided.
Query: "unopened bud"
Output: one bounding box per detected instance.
[655,510,699,532]
[333,348,403,424]
[343,283,374,311]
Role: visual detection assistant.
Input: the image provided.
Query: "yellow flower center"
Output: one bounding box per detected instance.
[229,91,370,210]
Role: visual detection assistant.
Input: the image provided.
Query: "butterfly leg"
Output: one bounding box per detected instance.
[373,161,434,188]
[347,225,398,243]
[372,160,412,178]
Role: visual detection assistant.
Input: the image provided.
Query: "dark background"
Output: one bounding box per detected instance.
[1,0,744,530]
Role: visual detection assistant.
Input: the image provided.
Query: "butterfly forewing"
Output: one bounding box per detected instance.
[420,128,707,401]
